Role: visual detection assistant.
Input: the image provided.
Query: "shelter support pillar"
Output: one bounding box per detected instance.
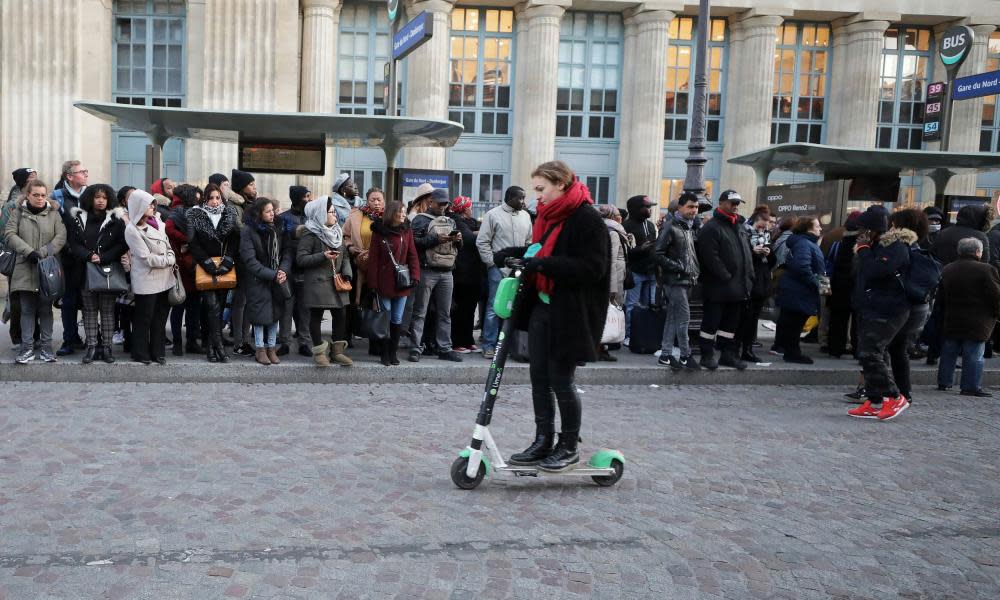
[826,19,891,149]
[299,0,343,195]
[403,0,455,171]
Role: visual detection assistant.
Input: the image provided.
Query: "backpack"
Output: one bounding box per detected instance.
[901,246,941,304]
[420,214,459,269]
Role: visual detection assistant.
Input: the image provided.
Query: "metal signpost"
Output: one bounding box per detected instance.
[937,25,974,151]
[682,0,712,212]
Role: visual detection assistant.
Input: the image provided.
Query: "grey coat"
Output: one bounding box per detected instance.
[296,228,353,309]
[3,199,67,293]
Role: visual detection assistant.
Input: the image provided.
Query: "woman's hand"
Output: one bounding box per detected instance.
[275,270,287,284]
[90,254,101,264]
[324,249,339,260]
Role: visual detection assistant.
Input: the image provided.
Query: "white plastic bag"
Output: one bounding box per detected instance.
[601,302,626,345]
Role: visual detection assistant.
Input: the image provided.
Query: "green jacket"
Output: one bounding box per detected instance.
[3,199,67,293]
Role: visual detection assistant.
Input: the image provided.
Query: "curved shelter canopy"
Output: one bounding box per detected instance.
[728,143,1000,196]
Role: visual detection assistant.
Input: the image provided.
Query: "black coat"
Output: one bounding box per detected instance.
[65,207,128,289]
[853,228,915,319]
[695,210,754,303]
[939,257,1000,342]
[828,232,859,311]
[931,204,993,266]
[623,217,658,276]
[654,213,700,287]
[499,204,610,364]
[452,214,483,285]
[186,205,240,278]
[239,224,293,326]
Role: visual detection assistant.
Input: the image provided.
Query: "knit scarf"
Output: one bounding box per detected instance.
[361,203,384,220]
[530,178,593,295]
[716,207,738,225]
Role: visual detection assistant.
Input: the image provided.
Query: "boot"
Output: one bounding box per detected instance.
[172,339,184,356]
[699,340,719,370]
[389,324,401,366]
[207,345,219,363]
[312,342,331,367]
[102,345,115,364]
[330,340,353,367]
[369,338,382,357]
[255,347,271,366]
[215,343,230,363]
[266,347,280,365]
[187,339,205,354]
[82,346,96,364]
[538,432,580,472]
[380,336,394,366]
[509,430,555,466]
[719,344,748,370]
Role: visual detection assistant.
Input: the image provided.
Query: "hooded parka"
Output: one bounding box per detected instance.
[3,198,67,293]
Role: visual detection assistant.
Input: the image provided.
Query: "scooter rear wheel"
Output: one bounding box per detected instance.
[450,456,486,490]
[591,459,624,487]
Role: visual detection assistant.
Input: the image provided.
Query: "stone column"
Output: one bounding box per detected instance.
[825,19,891,148]
[403,0,455,170]
[299,0,343,194]
[613,8,673,208]
[719,14,783,208]
[509,0,568,190]
[0,0,113,193]
[187,0,300,200]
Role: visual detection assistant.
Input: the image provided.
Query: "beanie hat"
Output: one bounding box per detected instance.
[857,205,889,234]
[450,196,472,214]
[209,173,229,187]
[923,206,944,222]
[844,210,863,231]
[430,189,450,204]
[289,185,310,206]
[231,169,254,194]
[11,168,35,188]
[333,173,351,194]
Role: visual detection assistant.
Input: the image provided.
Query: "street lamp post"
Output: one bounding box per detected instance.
[682,0,712,211]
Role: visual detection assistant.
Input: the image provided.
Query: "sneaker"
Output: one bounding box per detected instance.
[622,337,630,348]
[960,389,992,397]
[14,349,34,364]
[845,385,866,400]
[38,349,58,363]
[298,345,312,357]
[233,343,254,357]
[468,345,480,352]
[847,400,880,418]
[112,330,125,345]
[680,355,701,371]
[783,354,814,364]
[438,351,464,362]
[453,346,472,354]
[876,396,910,421]
[56,343,75,357]
[937,384,952,391]
[741,351,762,364]
[768,346,784,356]
[482,348,495,359]
[408,349,421,363]
[657,354,676,368]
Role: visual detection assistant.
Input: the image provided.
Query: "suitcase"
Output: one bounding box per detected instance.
[629,281,666,354]
[508,328,530,363]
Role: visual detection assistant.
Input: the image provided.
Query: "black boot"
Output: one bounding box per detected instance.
[699,340,719,370]
[538,432,580,472]
[187,339,205,354]
[389,324,401,366]
[509,430,555,466]
[207,345,219,363]
[82,346,96,364]
[172,339,184,356]
[719,343,747,370]
[380,332,394,366]
[215,342,230,364]
[102,345,115,364]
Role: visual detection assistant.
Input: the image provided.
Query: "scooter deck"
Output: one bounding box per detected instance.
[499,466,616,477]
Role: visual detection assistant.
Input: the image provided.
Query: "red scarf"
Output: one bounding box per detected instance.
[531,179,593,294]
[715,207,738,225]
[361,204,383,220]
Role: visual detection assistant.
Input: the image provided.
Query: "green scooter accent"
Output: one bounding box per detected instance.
[588,449,625,469]
[459,448,491,474]
[492,243,543,319]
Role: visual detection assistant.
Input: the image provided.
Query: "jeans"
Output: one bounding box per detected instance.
[857,310,911,401]
[253,323,278,348]
[61,281,82,345]
[938,338,986,392]
[660,284,691,356]
[625,273,656,338]
[380,295,408,325]
[18,291,53,355]
[482,266,505,351]
[409,270,454,353]
[528,303,581,434]
[888,303,930,398]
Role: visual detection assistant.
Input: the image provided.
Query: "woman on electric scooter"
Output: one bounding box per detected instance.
[494,161,610,472]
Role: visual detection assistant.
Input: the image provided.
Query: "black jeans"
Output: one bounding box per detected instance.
[132,291,170,361]
[170,289,201,345]
[528,303,581,434]
[858,310,911,401]
[202,290,228,345]
[310,307,346,346]
[451,279,480,348]
[775,309,810,359]
[826,306,856,356]
[700,300,744,349]
[737,297,766,353]
[888,303,930,399]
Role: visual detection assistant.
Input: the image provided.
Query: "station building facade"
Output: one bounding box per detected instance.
[3,0,1000,214]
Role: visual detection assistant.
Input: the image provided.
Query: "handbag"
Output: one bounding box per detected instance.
[382,238,415,290]
[195,257,237,291]
[85,261,129,294]
[38,255,65,302]
[601,302,626,345]
[359,291,390,340]
[0,241,15,278]
[334,273,353,292]
[168,265,186,306]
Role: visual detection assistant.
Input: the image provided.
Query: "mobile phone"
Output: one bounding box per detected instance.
[449,229,460,236]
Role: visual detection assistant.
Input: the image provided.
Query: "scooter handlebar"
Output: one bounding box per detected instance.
[504,257,525,269]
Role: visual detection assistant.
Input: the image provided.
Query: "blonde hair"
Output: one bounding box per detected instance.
[531,161,575,190]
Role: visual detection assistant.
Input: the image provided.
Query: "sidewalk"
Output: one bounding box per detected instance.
[3,315,1000,386]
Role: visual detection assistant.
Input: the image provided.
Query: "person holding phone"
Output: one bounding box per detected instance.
[297,197,353,367]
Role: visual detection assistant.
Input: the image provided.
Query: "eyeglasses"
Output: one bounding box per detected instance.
[70,170,89,176]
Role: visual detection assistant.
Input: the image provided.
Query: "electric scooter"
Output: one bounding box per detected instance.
[450,247,625,490]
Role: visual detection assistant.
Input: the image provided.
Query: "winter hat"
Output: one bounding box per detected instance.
[450,196,472,214]
[430,189,450,204]
[209,173,229,187]
[923,206,944,222]
[844,210,863,231]
[333,173,351,194]
[11,168,35,188]
[857,205,889,234]
[412,182,435,202]
[231,169,254,194]
[289,185,310,206]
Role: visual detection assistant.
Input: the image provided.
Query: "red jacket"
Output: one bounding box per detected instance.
[164,196,196,292]
[367,219,420,298]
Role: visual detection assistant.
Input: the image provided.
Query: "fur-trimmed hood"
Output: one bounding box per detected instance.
[955,204,996,232]
[68,206,125,231]
[879,227,918,247]
[186,203,239,241]
[17,197,60,213]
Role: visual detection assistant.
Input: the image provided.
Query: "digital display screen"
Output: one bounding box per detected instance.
[238,141,325,175]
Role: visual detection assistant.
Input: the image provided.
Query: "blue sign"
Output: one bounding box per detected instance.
[398,168,452,206]
[952,70,1000,101]
[393,12,434,61]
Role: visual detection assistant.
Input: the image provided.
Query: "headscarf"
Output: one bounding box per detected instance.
[303,198,343,249]
[531,178,593,295]
[450,196,473,215]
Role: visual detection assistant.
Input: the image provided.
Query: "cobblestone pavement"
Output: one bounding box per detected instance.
[0,383,998,599]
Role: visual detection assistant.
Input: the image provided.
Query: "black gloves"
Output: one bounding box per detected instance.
[523,257,545,274]
[200,258,218,276]
[27,251,42,263]
[217,256,235,274]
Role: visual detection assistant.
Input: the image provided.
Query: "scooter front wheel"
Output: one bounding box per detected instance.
[591,459,624,487]
[450,456,486,490]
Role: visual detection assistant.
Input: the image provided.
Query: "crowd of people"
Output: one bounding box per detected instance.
[3,161,999,423]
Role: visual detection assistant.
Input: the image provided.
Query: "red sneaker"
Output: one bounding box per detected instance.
[847,400,880,419]
[877,395,910,421]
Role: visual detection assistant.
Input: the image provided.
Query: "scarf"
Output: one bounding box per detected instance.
[531,178,593,295]
[716,207,738,225]
[361,203,383,220]
[195,203,224,228]
[303,198,343,249]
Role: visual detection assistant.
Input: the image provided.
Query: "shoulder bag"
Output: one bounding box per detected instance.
[0,240,15,278]
[168,265,186,306]
[38,255,65,302]
[195,242,237,291]
[382,238,415,290]
[85,246,129,293]
[359,290,390,340]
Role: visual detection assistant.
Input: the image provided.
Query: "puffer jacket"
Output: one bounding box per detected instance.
[654,212,700,287]
[66,206,128,289]
[776,232,825,316]
[3,199,67,293]
[696,209,754,303]
[853,227,916,320]
[931,204,993,265]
